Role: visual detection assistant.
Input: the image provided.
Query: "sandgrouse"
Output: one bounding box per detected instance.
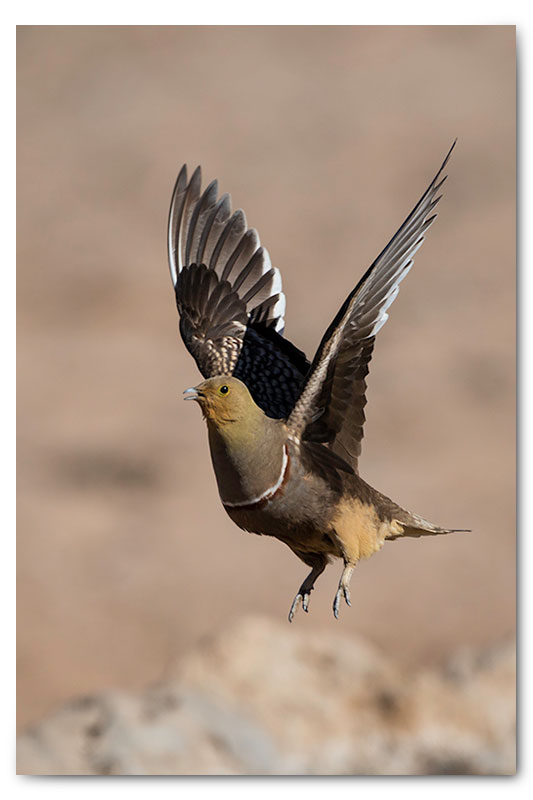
[167,143,468,621]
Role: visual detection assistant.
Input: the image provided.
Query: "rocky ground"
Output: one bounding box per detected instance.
[17,617,516,775]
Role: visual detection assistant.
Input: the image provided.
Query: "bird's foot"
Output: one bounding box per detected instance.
[333,562,355,619]
[288,592,310,623]
[333,584,351,619]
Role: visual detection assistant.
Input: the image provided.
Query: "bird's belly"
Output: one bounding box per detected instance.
[226,504,342,556]
[224,471,343,557]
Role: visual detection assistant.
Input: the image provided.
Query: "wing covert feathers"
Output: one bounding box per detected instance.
[287,142,456,472]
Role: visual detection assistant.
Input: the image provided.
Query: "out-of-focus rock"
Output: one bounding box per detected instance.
[17,617,515,775]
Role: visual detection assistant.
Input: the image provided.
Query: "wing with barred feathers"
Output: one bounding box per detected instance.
[287,142,456,474]
[168,165,310,418]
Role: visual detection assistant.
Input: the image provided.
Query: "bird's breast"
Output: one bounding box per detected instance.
[221,444,291,510]
[206,420,289,509]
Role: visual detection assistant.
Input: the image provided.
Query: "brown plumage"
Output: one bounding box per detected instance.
[171,143,469,620]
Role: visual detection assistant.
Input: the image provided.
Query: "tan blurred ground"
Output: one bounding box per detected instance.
[17,25,515,732]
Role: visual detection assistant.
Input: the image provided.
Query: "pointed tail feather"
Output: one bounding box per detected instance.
[387,511,471,541]
[390,525,471,540]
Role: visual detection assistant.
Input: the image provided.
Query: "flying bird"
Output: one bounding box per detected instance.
[167,143,468,621]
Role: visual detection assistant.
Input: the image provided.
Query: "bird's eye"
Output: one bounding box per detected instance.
[219,385,229,395]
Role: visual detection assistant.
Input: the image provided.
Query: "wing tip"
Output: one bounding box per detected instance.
[190,164,202,184]
[177,163,188,184]
[432,139,457,188]
[168,165,190,286]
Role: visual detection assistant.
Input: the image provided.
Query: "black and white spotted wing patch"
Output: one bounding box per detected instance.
[168,165,310,418]
[233,323,310,419]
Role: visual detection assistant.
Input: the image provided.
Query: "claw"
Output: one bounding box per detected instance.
[333,590,341,619]
[288,592,311,622]
[332,585,351,619]
[288,594,302,623]
[333,563,355,619]
[344,586,351,607]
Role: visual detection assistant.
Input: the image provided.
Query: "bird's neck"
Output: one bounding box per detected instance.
[206,415,288,507]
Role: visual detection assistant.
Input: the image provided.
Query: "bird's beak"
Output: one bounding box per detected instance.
[183,386,204,402]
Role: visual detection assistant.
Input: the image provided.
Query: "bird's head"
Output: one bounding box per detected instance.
[183,376,262,428]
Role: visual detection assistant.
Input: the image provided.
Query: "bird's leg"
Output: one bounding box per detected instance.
[288,553,327,623]
[333,561,356,619]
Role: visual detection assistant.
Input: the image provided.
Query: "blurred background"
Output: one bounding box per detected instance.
[17,26,515,772]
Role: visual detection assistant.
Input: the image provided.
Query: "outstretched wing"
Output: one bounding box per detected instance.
[287,142,456,473]
[168,165,310,418]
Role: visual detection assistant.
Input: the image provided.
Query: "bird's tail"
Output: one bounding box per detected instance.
[387,510,471,541]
